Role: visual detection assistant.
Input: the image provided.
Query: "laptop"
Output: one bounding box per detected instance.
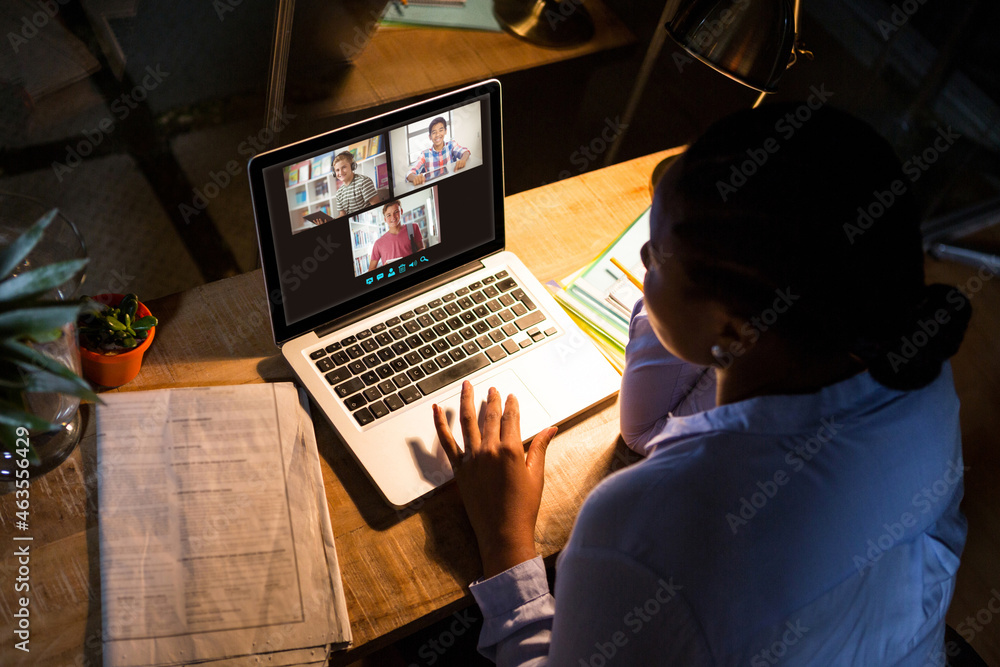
[248,80,621,507]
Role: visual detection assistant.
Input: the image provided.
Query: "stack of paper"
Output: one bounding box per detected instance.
[380,0,502,31]
[548,208,651,373]
[96,383,350,667]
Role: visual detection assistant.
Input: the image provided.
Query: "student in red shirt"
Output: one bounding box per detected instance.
[367,201,424,272]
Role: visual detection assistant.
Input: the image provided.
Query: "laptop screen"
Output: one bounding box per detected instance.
[248,80,504,345]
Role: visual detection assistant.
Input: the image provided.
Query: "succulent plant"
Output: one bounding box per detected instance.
[0,209,100,462]
[78,294,158,352]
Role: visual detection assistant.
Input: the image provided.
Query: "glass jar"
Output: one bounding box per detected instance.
[0,193,88,487]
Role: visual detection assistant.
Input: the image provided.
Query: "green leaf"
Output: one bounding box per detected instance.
[132,315,158,330]
[28,328,63,344]
[1,340,101,403]
[105,315,126,331]
[0,399,57,432]
[0,258,88,302]
[120,294,138,320]
[18,368,99,399]
[0,304,82,340]
[0,209,58,279]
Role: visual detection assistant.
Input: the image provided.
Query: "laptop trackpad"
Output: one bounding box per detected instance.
[401,370,553,496]
[409,370,553,468]
[445,369,553,445]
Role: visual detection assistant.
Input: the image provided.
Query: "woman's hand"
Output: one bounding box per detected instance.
[433,381,557,578]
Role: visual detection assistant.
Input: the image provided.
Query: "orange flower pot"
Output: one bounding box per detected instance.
[79,294,156,388]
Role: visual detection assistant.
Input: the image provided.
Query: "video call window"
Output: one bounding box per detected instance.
[284,135,390,234]
[349,187,442,279]
[390,101,484,195]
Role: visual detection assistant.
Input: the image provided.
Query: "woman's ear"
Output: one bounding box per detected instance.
[708,311,760,368]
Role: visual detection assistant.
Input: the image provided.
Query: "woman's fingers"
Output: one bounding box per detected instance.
[501,393,522,445]
[432,404,462,467]
[441,384,545,468]
[482,387,503,443]
[458,381,481,453]
[525,426,558,484]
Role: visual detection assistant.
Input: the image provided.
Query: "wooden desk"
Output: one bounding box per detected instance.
[296,1,634,120]
[0,150,678,666]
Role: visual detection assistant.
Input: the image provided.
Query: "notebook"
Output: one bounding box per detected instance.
[248,80,620,507]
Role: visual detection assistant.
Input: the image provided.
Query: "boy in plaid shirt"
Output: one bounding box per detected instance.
[406,117,471,186]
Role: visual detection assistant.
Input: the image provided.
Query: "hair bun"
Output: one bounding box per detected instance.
[867,283,972,390]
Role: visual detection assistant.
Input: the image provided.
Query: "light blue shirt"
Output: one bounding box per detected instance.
[470,301,966,666]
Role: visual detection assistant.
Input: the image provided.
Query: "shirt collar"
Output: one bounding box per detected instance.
[652,369,900,448]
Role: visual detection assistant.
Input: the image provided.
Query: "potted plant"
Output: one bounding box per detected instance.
[1,208,99,477]
[78,293,158,388]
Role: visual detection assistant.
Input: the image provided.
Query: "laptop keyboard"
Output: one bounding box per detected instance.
[307,271,557,426]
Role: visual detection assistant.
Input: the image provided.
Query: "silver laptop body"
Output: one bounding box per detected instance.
[249,80,620,507]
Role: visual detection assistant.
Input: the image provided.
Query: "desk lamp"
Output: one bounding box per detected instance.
[493,0,595,48]
[606,0,811,166]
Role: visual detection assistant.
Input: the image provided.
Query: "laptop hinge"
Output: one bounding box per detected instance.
[314,259,487,338]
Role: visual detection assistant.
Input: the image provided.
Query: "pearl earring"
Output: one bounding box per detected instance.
[711,344,724,361]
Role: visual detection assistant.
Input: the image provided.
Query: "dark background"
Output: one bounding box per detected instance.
[1,0,998,663]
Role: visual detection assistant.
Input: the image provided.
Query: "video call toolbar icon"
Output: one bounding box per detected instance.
[399,264,406,273]
[419,256,428,263]
[366,277,373,285]
[377,272,384,281]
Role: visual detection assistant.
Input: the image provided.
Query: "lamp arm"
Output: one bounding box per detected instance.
[789,0,814,65]
[755,0,809,108]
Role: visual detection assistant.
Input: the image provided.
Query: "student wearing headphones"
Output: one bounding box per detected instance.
[334,151,380,217]
[406,117,471,187]
[433,105,971,665]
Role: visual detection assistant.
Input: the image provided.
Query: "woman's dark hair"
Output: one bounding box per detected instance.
[659,103,970,391]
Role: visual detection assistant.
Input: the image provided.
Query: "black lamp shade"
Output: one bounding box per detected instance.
[665,0,796,93]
